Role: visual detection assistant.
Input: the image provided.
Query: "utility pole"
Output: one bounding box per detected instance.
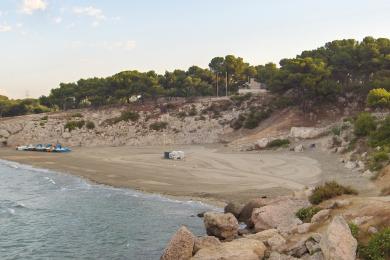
[225,71,228,97]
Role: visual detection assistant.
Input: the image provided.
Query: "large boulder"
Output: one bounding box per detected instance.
[267,233,287,251]
[161,226,195,260]
[244,229,280,242]
[203,212,239,241]
[192,238,266,260]
[319,215,357,260]
[310,209,330,224]
[289,127,329,139]
[238,198,269,224]
[251,198,310,234]
[255,137,276,149]
[224,202,244,219]
[193,236,221,254]
[268,252,299,260]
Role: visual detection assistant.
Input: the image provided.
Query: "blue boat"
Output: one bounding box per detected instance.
[16,144,71,153]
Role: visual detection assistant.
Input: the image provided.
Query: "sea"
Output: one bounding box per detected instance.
[0,160,216,260]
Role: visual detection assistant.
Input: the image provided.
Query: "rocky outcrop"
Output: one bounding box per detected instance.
[297,223,312,234]
[268,252,299,260]
[310,209,330,224]
[319,216,357,260]
[192,238,266,260]
[289,127,329,139]
[203,212,239,241]
[267,233,287,251]
[193,236,221,254]
[244,228,280,242]
[251,198,310,234]
[224,202,243,219]
[0,101,233,147]
[161,226,195,260]
[238,197,270,224]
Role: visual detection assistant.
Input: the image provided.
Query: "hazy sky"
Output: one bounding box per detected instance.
[1,0,390,98]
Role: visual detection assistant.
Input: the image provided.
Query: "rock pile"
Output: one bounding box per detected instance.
[160,194,362,259]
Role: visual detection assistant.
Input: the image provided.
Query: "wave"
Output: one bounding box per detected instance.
[0,159,220,211]
[0,159,51,174]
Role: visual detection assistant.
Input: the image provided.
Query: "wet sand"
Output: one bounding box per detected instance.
[0,145,376,204]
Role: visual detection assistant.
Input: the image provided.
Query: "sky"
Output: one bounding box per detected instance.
[1,0,390,98]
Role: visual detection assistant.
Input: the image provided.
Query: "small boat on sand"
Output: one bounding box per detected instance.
[16,144,71,153]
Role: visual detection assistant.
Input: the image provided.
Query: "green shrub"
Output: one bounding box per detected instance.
[104,110,140,125]
[359,227,390,260]
[230,114,246,130]
[309,181,358,205]
[205,100,232,114]
[65,120,85,131]
[41,115,48,121]
[243,109,271,129]
[348,223,359,239]
[230,93,252,105]
[369,116,390,147]
[369,151,389,171]
[150,121,168,131]
[331,126,341,136]
[271,96,294,109]
[120,110,140,122]
[367,88,390,108]
[296,206,321,223]
[177,111,187,119]
[266,139,290,148]
[354,112,377,137]
[86,121,95,130]
[373,151,389,162]
[71,112,83,118]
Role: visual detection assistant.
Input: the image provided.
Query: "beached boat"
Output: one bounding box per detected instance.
[16,144,71,153]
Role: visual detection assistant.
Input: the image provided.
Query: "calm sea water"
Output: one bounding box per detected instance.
[0,160,215,260]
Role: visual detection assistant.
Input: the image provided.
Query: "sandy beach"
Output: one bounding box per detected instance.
[0,145,376,204]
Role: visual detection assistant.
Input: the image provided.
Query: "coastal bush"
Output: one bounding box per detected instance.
[354,112,377,137]
[271,96,294,109]
[331,126,341,136]
[71,112,83,118]
[243,109,271,129]
[296,206,321,223]
[369,116,390,147]
[65,120,85,131]
[266,139,290,148]
[230,114,246,130]
[230,93,252,105]
[309,181,358,205]
[348,223,359,239]
[369,151,389,171]
[149,121,168,131]
[358,227,390,260]
[367,88,390,108]
[104,110,140,125]
[86,121,95,130]
[204,100,232,115]
[177,111,187,119]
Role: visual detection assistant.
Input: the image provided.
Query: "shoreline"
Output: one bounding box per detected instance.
[0,157,224,208]
[0,144,376,206]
